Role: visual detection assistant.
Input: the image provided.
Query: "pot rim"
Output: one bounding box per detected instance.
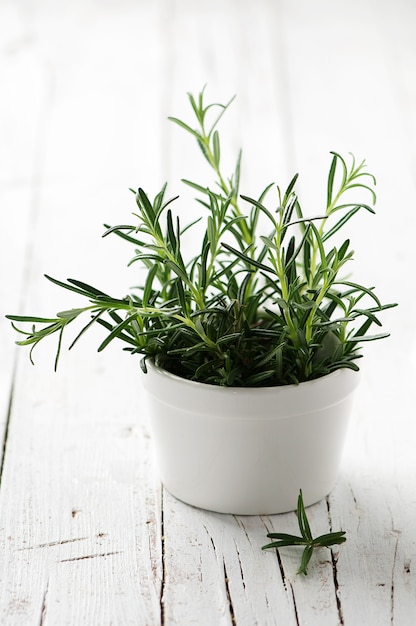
[144,358,360,395]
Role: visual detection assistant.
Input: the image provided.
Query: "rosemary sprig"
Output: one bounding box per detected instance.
[262,490,347,575]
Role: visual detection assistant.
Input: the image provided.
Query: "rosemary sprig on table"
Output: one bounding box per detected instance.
[262,490,346,575]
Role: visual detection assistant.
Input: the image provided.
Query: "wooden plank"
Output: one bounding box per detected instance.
[0,1,47,436]
[161,493,297,626]
[329,473,416,626]
[0,349,163,625]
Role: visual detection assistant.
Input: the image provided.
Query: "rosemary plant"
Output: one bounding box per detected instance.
[262,490,347,575]
[7,89,396,386]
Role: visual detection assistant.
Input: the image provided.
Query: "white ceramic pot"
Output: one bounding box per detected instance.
[141,362,360,515]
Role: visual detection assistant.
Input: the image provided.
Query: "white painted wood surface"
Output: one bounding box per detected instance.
[1,0,415,624]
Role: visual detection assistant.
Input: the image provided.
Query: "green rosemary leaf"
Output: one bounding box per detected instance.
[309,222,327,270]
[69,311,106,350]
[262,539,306,550]
[67,279,110,298]
[329,151,348,190]
[254,343,285,368]
[326,153,337,208]
[56,308,87,320]
[244,370,276,385]
[167,116,201,140]
[45,275,97,297]
[221,243,273,273]
[347,332,391,342]
[322,207,361,241]
[6,314,58,323]
[137,188,156,222]
[54,324,66,372]
[240,194,276,226]
[283,173,299,204]
[232,149,242,197]
[164,260,190,284]
[142,264,159,308]
[181,178,210,195]
[298,545,314,576]
[212,130,220,167]
[344,182,377,204]
[297,489,313,541]
[265,532,305,541]
[97,313,140,352]
[333,281,383,307]
[313,531,347,547]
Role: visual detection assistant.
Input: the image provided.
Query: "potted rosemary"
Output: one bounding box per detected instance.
[7,90,396,514]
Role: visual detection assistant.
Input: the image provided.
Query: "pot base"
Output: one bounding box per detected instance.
[162,483,332,516]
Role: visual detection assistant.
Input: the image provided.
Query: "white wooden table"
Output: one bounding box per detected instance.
[1,1,416,624]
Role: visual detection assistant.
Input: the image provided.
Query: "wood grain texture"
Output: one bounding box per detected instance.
[1,0,415,624]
